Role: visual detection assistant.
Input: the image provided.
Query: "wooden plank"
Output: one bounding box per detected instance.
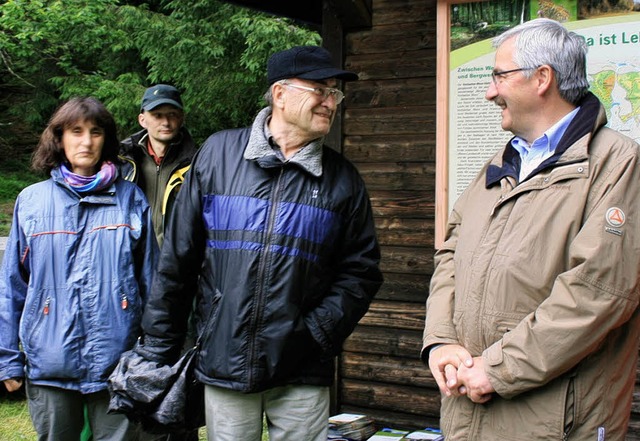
[344,134,436,163]
[345,52,437,81]
[375,217,433,247]
[341,352,435,388]
[345,326,423,358]
[345,106,435,135]
[347,21,436,55]
[369,190,435,218]
[346,78,436,109]
[380,245,433,276]
[360,299,426,331]
[357,162,436,192]
[374,272,431,303]
[341,378,441,416]
[628,419,640,440]
[371,0,435,26]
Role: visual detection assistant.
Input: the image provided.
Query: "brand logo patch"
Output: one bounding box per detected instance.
[605,207,625,228]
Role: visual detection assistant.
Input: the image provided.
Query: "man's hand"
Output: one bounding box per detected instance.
[3,378,23,393]
[428,344,473,397]
[456,356,495,403]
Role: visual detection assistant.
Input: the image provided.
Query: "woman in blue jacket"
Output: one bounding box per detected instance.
[0,97,158,440]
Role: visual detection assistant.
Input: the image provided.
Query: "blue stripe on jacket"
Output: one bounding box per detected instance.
[202,195,338,262]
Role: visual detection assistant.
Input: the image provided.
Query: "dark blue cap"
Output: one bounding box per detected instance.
[140,84,183,112]
[267,46,358,85]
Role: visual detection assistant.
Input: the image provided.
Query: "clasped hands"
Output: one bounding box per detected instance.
[428,344,495,404]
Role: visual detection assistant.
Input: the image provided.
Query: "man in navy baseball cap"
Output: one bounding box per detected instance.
[120,84,197,246]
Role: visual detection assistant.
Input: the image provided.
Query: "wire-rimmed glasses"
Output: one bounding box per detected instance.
[280,81,345,104]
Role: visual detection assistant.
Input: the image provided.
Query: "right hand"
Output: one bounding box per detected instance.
[428,344,473,397]
[3,378,23,392]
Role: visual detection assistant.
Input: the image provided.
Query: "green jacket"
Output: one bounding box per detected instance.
[119,127,198,247]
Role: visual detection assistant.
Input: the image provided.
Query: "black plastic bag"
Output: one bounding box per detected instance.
[108,344,205,434]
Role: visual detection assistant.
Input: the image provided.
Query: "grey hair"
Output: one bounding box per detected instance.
[493,18,590,105]
[263,80,292,106]
[263,86,274,106]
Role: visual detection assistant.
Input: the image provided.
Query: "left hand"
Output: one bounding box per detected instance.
[456,356,495,403]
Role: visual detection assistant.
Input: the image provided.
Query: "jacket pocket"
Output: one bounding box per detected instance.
[486,375,569,440]
[562,373,577,440]
[483,315,524,349]
[21,292,82,380]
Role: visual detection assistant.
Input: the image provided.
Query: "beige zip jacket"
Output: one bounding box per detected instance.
[423,95,640,440]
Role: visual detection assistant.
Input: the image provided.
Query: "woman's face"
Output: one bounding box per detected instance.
[62,119,104,176]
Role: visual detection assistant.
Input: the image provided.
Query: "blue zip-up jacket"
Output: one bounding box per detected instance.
[0,167,158,394]
[141,107,383,393]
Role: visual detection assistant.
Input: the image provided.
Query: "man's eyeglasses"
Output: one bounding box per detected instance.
[280,81,345,105]
[491,66,538,85]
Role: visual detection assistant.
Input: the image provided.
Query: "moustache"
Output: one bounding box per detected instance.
[493,97,506,107]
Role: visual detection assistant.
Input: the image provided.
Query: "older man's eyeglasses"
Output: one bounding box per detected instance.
[491,66,538,85]
[280,81,345,104]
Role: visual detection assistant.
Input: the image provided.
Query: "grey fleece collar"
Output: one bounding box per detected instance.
[244,107,324,177]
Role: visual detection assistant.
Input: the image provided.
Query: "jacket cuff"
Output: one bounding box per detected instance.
[134,334,178,364]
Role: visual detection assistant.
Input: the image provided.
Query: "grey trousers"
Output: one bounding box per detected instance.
[26,381,139,441]
[204,384,330,441]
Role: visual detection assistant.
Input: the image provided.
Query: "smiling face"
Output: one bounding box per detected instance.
[485,37,540,141]
[62,119,104,176]
[279,78,338,141]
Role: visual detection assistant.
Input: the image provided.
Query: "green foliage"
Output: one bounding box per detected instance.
[0,0,321,150]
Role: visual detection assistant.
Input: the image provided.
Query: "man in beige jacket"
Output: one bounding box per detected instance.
[423,18,640,440]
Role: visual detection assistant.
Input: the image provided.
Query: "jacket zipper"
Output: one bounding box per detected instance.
[247,167,285,389]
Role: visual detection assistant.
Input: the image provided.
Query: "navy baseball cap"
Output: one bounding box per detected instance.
[140,84,183,112]
[267,46,358,85]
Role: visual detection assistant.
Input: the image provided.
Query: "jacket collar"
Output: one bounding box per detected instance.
[244,107,324,177]
[120,127,196,161]
[486,92,605,187]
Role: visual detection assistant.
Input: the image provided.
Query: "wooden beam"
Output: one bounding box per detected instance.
[328,0,372,30]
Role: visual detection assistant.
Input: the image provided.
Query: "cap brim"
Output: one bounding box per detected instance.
[297,67,359,82]
[142,99,183,112]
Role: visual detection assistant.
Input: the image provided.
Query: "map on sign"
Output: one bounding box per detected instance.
[571,15,640,144]
[590,65,640,143]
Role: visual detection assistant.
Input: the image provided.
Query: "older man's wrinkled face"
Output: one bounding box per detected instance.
[278,78,340,140]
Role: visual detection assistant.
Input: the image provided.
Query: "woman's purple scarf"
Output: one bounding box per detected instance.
[60,161,117,193]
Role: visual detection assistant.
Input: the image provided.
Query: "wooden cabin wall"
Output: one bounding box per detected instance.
[337,0,440,430]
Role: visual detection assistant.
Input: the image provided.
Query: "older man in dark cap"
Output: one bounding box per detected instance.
[136,46,383,440]
[119,84,198,247]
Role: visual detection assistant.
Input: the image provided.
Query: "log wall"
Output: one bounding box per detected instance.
[338,0,439,431]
